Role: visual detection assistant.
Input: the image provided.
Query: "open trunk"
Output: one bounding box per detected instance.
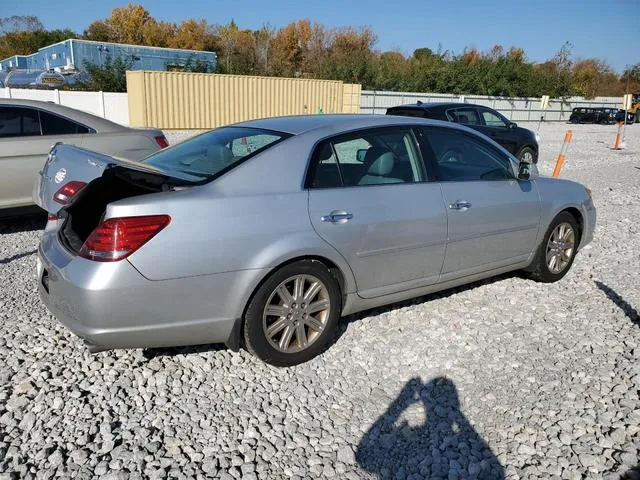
[34,144,187,254]
[59,166,176,253]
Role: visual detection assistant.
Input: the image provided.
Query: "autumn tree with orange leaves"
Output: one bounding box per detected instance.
[1,6,636,97]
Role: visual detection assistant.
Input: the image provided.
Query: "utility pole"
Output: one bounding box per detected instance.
[623,64,630,143]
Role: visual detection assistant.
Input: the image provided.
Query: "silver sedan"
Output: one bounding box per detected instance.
[34,115,596,366]
[0,98,167,210]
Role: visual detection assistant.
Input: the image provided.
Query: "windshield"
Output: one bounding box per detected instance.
[143,126,290,182]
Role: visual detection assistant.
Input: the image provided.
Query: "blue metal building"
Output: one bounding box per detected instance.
[0,39,216,73]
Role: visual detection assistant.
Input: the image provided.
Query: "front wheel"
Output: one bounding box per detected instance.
[517,146,537,164]
[243,260,341,366]
[526,212,580,283]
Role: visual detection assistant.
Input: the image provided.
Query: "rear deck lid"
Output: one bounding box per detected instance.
[33,143,115,214]
[33,143,174,214]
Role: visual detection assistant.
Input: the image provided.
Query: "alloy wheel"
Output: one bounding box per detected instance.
[262,274,331,353]
[521,150,534,163]
[545,222,576,274]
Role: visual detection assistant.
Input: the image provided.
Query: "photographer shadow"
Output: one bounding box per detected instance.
[356,377,505,480]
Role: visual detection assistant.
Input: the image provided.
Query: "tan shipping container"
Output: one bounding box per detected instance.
[127,71,362,129]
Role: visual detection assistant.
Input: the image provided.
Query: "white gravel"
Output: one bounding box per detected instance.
[1,123,639,479]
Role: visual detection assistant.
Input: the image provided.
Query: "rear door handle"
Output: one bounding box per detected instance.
[321,210,353,223]
[449,201,472,211]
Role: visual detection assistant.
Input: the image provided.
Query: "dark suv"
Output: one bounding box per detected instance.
[569,107,597,123]
[386,102,539,163]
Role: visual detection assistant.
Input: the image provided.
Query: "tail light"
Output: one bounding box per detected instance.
[53,181,87,205]
[79,215,171,262]
[155,135,169,148]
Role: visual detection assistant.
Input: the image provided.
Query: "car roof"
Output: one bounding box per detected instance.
[0,98,129,133]
[233,113,462,135]
[387,102,481,110]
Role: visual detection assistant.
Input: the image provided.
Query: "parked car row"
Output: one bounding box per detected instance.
[569,107,635,125]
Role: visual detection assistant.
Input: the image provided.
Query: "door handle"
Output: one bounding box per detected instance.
[321,210,353,223]
[449,201,472,211]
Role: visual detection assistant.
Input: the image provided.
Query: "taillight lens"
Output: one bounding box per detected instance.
[79,215,171,262]
[155,135,169,148]
[53,181,87,205]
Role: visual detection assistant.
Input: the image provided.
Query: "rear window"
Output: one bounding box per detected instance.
[142,127,290,182]
[387,108,428,118]
[40,111,90,135]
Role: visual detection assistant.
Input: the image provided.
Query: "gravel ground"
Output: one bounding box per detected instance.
[1,122,639,479]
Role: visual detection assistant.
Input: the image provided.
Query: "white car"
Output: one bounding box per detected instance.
[0,98,168,210]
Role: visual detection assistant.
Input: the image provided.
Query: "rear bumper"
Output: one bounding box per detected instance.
[36,230,267,352]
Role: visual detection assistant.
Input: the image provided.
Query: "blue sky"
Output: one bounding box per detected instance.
[4,0,638,72]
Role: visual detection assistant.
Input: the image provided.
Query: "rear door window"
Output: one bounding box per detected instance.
[446,108,481,125]
[39,111,90,135]
[0,107,40,137]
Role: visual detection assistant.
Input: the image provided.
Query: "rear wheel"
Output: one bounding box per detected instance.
[526,211,580,283]
[243,260,341,366]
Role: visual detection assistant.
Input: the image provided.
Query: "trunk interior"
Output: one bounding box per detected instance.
[59,166,176,254]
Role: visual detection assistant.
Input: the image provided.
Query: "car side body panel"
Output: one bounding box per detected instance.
[37,229,268,350]
[533,177,596,249]
[439,179,541,276]
[1,134,86,209]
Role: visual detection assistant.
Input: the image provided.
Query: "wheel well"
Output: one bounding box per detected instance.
[240,255,347,329]
[519,144,538,155]
[562,207,584,239]
[268,255,346,298]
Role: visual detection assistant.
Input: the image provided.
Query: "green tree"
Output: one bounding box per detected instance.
[374,51,409,91]
[80,56,134,92]
[322,27,377,86]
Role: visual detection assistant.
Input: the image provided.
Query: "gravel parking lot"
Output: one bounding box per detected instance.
[1,122,639,479]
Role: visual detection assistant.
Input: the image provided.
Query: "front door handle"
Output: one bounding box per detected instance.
[321,210,353,224]
[449,200,472,211]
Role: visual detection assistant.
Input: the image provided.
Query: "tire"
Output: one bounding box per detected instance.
[517,146,537,164]
[526,211,580,283]
[243,259,341,366]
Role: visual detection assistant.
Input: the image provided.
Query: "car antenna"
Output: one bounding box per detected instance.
[417,100,423,105]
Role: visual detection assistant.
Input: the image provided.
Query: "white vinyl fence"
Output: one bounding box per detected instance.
[1,86,625,127]
[361,90,622,122]
[0,87,129,126]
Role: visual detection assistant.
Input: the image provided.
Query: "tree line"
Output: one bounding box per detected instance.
[1,6,639,97]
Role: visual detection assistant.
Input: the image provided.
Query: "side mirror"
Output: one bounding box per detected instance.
[517,161,537,180]
[356,148,368,163]
[509,122,517,129]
